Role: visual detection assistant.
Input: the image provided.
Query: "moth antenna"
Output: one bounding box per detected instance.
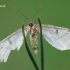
[14,7,29,21]
[31,3,43,20]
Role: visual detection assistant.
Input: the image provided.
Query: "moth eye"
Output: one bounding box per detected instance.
[29,23,33,27]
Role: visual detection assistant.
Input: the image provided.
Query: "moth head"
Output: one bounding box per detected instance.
[29,22,33,27]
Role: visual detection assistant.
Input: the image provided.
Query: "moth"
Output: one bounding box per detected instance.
[0,22,70,62]
[0,4,70,62]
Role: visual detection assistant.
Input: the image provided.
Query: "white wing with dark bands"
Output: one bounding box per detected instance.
[0,28,27,62]
[42,24,70,50]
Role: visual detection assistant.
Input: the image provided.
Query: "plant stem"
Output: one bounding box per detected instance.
[22,24,39,70]
[38,18,44,70]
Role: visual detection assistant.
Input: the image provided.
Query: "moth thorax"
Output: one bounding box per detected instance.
[29,22,33,27]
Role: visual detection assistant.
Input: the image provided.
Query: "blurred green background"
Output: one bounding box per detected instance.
[0,0,70,70]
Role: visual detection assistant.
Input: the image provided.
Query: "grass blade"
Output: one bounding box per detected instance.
[22,23,39,70]
[38,18,44,70]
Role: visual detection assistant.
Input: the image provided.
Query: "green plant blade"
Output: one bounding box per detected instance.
[22,24,39,70]
[38,18,44,70]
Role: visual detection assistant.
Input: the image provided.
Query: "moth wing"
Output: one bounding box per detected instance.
[0,28,27,62]
[41,24,70,51]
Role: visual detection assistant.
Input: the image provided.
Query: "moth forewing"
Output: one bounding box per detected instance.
[41,24,70,51]
[0,28,27,62]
